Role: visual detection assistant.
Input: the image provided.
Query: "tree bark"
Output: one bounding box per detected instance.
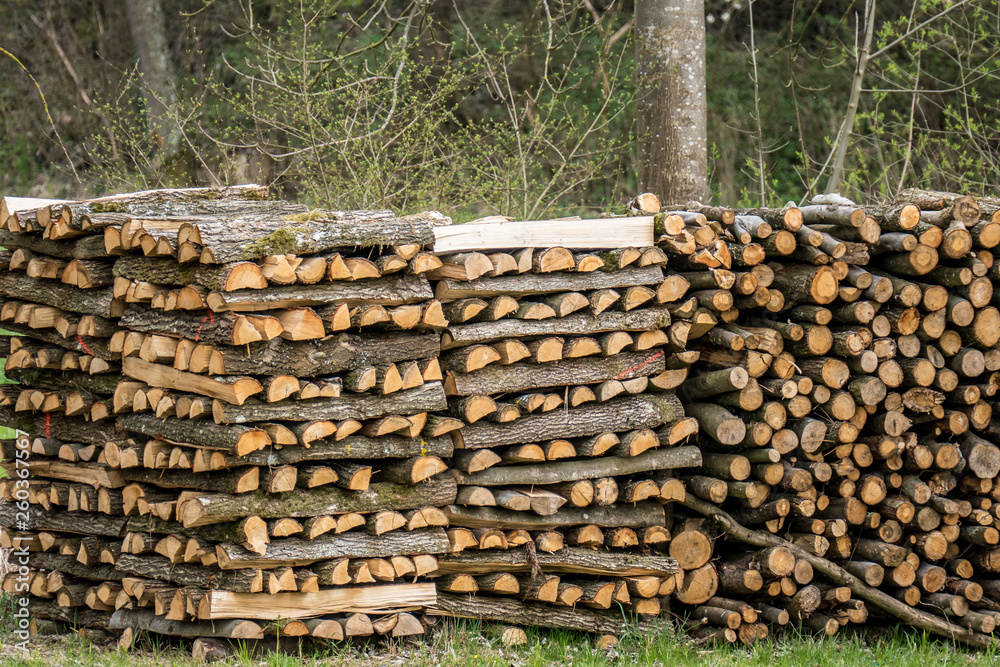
[109,609,263,639]
[115,553,264,592]
[452,446,700,487]
[0,231,111,259]
[454,393,683,449]
[434,266,663,300]
[204,332,440,377]
[635,0,708,204]
[445,501,665,530]
[180,475,457,527]
[215,528,450,569]
[118,412,269,455]
[445,350,666,396]
[0,273,121,317]
[198,435,452,471]
[436,547,676,577]
[0,503,126,536]
[188,211,443,263]
[431,593,655,634]
[205,274,433,312]
[441,308,671,349]
[212,382,445,424]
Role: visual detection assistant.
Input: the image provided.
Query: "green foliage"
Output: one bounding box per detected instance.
[4,1,1000,209]
[0,620,999,666]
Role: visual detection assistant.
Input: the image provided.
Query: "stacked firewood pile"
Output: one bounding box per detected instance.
[662,189,1000,646]
[422,226,702,634]
[0,186,463,649]
[5,184,1000,652]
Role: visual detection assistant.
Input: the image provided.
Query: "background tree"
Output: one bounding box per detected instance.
[635,0,708,205]
[124,0,179,156]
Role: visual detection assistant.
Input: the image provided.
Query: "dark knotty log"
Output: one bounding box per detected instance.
[115,554,263,592]
[436,547,676,576]
[185,210,442,263]
[120,306,264,346]
[0,230,111,259]
[2,411,115,447]
[23,553,123,584]
[113,256,266,291]
[109,609,263,639]
[431,594,657,634]
[441,308,672,349]
[452,446,700,486]
[28,600,113,629]
[212,382,446,423]
[202,332,440,376]
[198,435,452,470]
[215,529,450,569]
[453,394,683,449]
[118,413,270,456]
[445,501,666,530]
[434,266,663,299]
[681,495,997,649]
[207,274,434,312]
[444,350,665,396]
[122,467,260,493]
[3,368,119,394]
[180,475,457,527]
[0,503,125,536]
[0,273,122,318]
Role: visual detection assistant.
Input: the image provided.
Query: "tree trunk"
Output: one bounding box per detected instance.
[125,0,179,153]
[635,0,708,204]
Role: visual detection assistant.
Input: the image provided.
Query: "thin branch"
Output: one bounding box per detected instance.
[827,0,877,194]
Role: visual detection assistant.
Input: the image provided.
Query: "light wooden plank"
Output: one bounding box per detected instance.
[432,217,655,253]
[202,583,436,619]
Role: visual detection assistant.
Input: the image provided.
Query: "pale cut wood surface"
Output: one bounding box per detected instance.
[202,583,436,619]
[432,217,654,253]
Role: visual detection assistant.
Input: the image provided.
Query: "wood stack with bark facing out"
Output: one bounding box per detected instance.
[0,186,461,647]
[11,185,1000,652]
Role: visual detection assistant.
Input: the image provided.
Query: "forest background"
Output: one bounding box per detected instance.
[1,0,999,222]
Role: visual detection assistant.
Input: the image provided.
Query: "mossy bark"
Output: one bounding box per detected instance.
[206,332,440,376]
[441,308,672,349]
[215,528,450,569]
[445,350,665,396]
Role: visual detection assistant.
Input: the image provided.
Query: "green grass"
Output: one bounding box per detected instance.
[0,619,998,666]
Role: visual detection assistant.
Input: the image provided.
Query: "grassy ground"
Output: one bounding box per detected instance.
[0,618,998,667]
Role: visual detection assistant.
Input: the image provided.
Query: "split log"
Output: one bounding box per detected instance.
[453,394,683,449]
[200,332,439,376]
[211,382,446,423]
[441,308,672,349]
[435,266,663,299]
[445,501,667,530]
[206,274,433,312]
[215,529,450,569]
[444,350,665,396]
[179,475,457,527]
